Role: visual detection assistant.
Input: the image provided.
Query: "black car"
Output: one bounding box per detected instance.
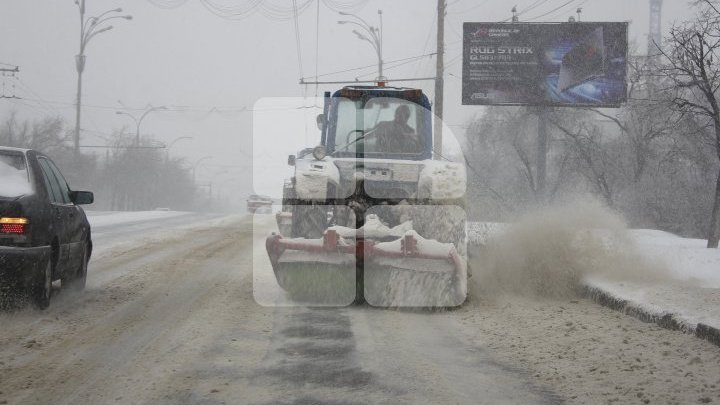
[0,147,94,309]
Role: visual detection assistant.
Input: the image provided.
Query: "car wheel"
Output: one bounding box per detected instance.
[32,258,52,310]
[63,244,88,292]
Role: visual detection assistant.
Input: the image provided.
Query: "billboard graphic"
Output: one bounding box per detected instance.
[462,22,628,107]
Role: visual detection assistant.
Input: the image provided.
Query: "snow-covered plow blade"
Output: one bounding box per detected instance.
[266,232,357,305]
[266,229,466,307]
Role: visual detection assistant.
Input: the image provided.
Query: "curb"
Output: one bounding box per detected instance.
[583,284,720,348]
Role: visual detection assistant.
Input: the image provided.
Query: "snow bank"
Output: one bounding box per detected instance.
[468,199,647,299]
[467,209,720,345]
[86,210,192,228]
[582,230,720,344]
[630,229,720,288]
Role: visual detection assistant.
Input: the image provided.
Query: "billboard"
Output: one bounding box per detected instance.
[462,22,628,107]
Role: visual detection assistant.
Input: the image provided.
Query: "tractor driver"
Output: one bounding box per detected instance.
[371,104,422,154]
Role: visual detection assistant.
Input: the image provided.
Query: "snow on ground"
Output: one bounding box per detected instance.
[629,229,720,287]
[86,210,244,259]
[85,210,192,228]
[468,221,720,336]
[584,229,720,334]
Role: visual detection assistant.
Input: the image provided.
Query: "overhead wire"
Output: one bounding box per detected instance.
[450,0,490,16]
[354,55,442,79]
[197,0,265,20]
[291,0,305,81]
[147,0,367,20]
[517,0,551,17]
[524,0,577,21]
[300,52,437,81]
[321,0,369,12]
[145,0,190,9]
[314,0,321,97]
[414,13,437,77]
[14,79,65,117]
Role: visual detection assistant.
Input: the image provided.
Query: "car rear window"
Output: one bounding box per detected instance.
[0,151,32,198]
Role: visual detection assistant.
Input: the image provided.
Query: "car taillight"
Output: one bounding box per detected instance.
[0,217,28,234]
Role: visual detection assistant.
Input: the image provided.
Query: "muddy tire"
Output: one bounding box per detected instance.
[63,243,88,292]
[32,259,52,310]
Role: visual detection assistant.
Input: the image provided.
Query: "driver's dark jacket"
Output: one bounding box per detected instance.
[372,121,422,153]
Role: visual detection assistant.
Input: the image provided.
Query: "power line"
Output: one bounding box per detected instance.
[149,0,366,21]
[354,56,439,79]
[291,0,305,82]
[414,13,437,77]
[314,0,321,97]
[300,52,437,81]
[449,0,490,15]
[517,0,551,17]
[524,0,577,21]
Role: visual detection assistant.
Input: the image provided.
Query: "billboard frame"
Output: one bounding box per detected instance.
[461,21,629,108]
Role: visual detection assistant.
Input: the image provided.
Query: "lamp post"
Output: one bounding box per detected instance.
[115,105,167,146]
[165,136,193,162]
[74,0,131,155]
[338,10,384,81]
[192,156,212,186]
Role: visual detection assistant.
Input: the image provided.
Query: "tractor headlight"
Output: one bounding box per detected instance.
[312,145,326,161]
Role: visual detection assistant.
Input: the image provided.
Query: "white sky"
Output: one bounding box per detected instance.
[0,0,696,205]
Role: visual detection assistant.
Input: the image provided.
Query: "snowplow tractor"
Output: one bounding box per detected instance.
[267,85,467,307]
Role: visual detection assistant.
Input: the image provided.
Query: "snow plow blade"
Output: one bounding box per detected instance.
[266,230,466,307]
[266,232,358,305]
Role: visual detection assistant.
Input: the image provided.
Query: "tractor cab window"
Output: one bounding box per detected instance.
[332,97,425,157]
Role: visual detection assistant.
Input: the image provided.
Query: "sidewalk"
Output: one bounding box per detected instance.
[583,229,720,347]
[467,223,720,347]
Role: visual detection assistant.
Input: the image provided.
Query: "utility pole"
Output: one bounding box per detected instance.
[536,110,548,199]
[433,0,445,159]
[648,0,663,59]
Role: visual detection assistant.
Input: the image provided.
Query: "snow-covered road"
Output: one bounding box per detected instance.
[0,214,718,404]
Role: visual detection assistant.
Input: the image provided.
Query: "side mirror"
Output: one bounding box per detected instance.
[287,155,296,166]
[316,114,325,131]
[70,190,94,205]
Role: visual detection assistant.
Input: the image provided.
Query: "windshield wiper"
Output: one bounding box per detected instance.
[333,130,372,155]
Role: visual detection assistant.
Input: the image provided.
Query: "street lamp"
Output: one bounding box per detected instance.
[192,156,213,185]
[338,10,384,81]
[115,106,168,146]
[165,136,193,162]
[73,0,132,155]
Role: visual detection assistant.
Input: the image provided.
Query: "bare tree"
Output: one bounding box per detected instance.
[550,113,621,207]
[587,56,677,183]
[657,4,720,247]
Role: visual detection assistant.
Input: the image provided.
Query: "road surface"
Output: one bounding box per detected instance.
[0,214,719,404]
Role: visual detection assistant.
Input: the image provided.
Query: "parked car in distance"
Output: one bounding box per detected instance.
[247,194,273,214]
[0,147,94,309]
